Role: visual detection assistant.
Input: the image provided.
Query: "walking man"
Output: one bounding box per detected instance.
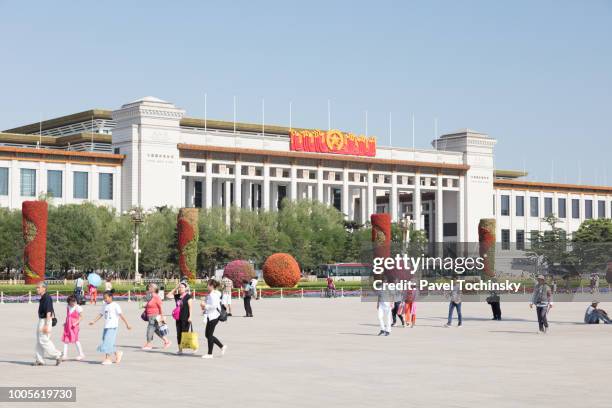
[34,282,62,366]
[530,274,553,333]
[445,278,462,327]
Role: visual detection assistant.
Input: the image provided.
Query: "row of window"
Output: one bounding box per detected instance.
[0,168,113,200]
[501,229,568,250]
[497,195,609,220]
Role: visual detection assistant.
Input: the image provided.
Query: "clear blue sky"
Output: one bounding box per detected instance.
[1,0,611,185]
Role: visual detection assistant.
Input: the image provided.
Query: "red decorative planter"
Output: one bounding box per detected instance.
[224,260,256,287]
[478,219,496,278]
[177,208,199,281]
[371,213,391,259]
[262,253,301,288]
[22,201,48,284]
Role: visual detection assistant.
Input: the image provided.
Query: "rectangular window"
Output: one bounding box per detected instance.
[194,181,202,208]
[47,170,63,198]
[572,199,580,219]
[544,197,553,217]
[0,167,8,196]
[516,230,525,250]
[558,198,566,218]
[443,223,457,236]
[98,173,113,200]
[501,229,510,250]
[585,200,593,219]
[530,197,539,217]
[501,195,510,216]
[20,168,36,197]
[599,200,606,218]
[73,171,88,199]
[516,196,524,216]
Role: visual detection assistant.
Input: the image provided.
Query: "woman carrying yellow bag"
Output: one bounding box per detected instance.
[167,281,195,354]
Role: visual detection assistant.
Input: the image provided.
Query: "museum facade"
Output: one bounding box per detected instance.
[1,96,611,245]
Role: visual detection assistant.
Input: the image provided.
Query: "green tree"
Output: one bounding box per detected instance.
[139,207,178,277]
[527,214,577,276]
[572,218,612,274]
[0,208,23,275]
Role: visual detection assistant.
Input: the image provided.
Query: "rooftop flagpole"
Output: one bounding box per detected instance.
[434,117,438,150]
[262,98,265,136]
[204,93,207,133]
[327,99,331,130]
[412,114,415,159]
[289,101,292,131]
[389,112,392,146]
[233,96,236,134]
[365,110,368,137]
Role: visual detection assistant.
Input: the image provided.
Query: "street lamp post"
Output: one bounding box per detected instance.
[130,208,144,283]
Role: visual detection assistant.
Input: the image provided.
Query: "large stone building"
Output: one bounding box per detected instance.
[1,97,611,246]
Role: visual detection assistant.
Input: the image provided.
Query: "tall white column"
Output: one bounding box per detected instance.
[436,175,444,243]
[317,165,324,204]
[262,162,270,210]
[234,163,242,208]
[361,187,367,224]
[205,160,212,209]
[413,174,421,231]
[342,167,349,218]
[391,170,398,221]
[367,169,374,217]
[290,164,297,201]
[224,181,231,226]
[245,181,253,210]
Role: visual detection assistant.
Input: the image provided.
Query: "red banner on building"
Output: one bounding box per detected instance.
[289,129,376,157]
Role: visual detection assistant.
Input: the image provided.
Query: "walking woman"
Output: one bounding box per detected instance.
[167,281,193,354]
[200,279,227,359]
[142,283,171,350]
[61,295,85,360]
[242,279,253,317]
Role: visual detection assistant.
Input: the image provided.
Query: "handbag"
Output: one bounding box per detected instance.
[218,304,228,322]
[141,311,149,322]
[158,323,169,337]
[179,324,199,351]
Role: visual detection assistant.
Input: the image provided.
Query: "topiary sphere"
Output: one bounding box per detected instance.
[223,260,256,287]
[263,253,301,288]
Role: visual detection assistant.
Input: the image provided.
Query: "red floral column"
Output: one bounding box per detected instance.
[371,213,391,259]
[478,218,496,278]
[22,201,48,284]
[177,208,199,281]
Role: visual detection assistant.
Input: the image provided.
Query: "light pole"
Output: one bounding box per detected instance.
[130,207,144,282]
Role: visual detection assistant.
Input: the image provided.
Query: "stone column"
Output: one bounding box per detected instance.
[263,162,270,210]
[290,163,298,201]
[391,169,398,222]
[234,163,242,208]
[413,173,421,231]
[367,168,374,216]
[205,159,212,209]
[342,167,349,218]
[317,165,324,203]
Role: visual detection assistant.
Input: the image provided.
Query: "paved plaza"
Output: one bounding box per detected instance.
[1,297,611,408]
